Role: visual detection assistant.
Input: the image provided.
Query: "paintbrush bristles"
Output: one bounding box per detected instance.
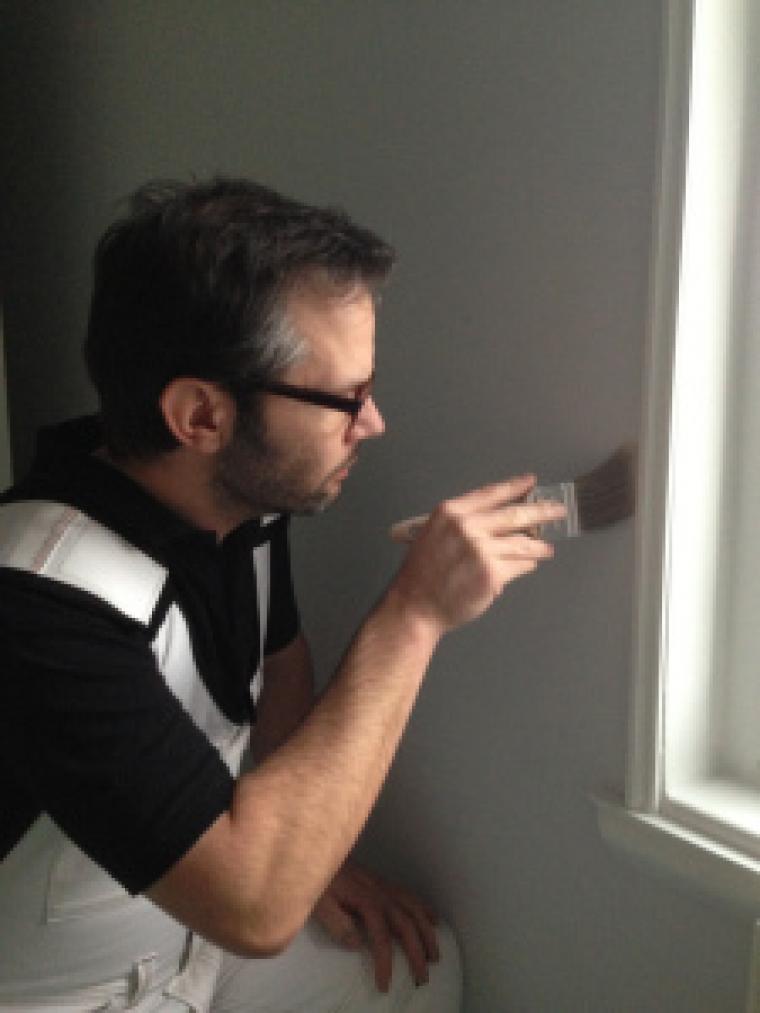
[574,445,636,532]
[388,444,636,544]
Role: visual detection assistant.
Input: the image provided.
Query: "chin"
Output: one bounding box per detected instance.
[293,477,346,516]
[295,490,339,516]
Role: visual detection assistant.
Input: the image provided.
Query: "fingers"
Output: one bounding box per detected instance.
[390,475,567,545]
[429,503,561,564]
[312,893,362,950]
[453,473,537,511]
[388,472,569,636]
[432,487,566,542]
[359,902,395,992]
[484,498,566,536]
[390,500,565,545]
[489,533,555,561]
[322,864,440,993]
[385,882,440,963]
[358,885,438,991]
[385,902,431,987]
[391,511,557,635]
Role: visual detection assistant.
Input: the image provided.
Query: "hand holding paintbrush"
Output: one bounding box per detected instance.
[389,446,635,544]
[386,474,568,634]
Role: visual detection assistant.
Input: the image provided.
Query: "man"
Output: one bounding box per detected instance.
[0,178,564,1011]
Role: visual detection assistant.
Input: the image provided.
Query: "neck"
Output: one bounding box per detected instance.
[97,447,253,540]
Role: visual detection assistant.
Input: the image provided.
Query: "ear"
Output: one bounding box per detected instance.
[159,378,235,454]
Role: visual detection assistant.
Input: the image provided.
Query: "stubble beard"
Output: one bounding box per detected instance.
[213,420,350,518]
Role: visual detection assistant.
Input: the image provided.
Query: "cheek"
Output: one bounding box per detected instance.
[309,412,349,447]
[267,399,346,441]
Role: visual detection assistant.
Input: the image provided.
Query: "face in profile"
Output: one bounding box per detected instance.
[214,279,385,518]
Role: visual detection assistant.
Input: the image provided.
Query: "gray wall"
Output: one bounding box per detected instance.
[1,2,752,1010]
[0,323,10,489]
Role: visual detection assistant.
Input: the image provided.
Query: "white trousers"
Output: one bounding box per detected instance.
[166,919,462,1013]
[0,919,462,1013]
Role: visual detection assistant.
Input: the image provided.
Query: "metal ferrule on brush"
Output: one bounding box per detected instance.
[527,482,579,539]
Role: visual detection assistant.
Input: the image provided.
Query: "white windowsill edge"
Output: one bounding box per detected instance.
[594,791,760,916]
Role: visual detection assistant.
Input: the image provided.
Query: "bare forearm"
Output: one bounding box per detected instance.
[226,588,440,943]
[251,635,315,762]
[149,594,437,955]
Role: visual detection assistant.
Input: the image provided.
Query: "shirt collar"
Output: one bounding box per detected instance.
[4,415,270,559]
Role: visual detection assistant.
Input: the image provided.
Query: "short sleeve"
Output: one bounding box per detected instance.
[263,517,300,656]
[0,569,235,894]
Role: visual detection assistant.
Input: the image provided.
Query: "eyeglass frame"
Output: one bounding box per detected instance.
[253,372,375,423]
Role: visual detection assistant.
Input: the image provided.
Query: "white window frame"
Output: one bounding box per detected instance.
[596,0,760,914]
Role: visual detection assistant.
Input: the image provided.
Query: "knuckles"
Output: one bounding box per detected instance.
[432,500,470,540]
[433,499,460,524]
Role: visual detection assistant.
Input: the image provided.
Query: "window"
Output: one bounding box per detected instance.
[597,0,760,909]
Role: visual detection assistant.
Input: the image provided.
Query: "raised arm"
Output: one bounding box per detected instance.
[146,475,565,956]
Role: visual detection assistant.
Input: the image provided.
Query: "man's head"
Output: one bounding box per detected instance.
[84,177,394,517]
[214,270,386,516]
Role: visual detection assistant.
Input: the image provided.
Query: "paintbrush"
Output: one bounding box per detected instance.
[389,445,636,543]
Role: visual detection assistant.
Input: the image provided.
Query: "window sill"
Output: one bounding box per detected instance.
[594,791,760,914]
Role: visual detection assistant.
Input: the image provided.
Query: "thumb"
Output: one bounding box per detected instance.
[313,894,363,950]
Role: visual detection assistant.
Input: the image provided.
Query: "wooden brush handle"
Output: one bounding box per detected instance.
[389,513,429,544]
[390,488,576,544]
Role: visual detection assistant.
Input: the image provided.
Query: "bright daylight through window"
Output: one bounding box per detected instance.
[598,0,760,904]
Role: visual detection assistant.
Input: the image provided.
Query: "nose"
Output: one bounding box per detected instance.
[353,395,385,440]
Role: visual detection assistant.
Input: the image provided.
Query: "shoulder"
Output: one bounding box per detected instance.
[0,499,168,625]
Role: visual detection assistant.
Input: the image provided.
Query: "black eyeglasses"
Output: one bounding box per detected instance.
[255,374,375,423]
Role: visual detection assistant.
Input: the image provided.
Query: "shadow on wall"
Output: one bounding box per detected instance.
[0,320,11,487]
[0,4,99,477]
